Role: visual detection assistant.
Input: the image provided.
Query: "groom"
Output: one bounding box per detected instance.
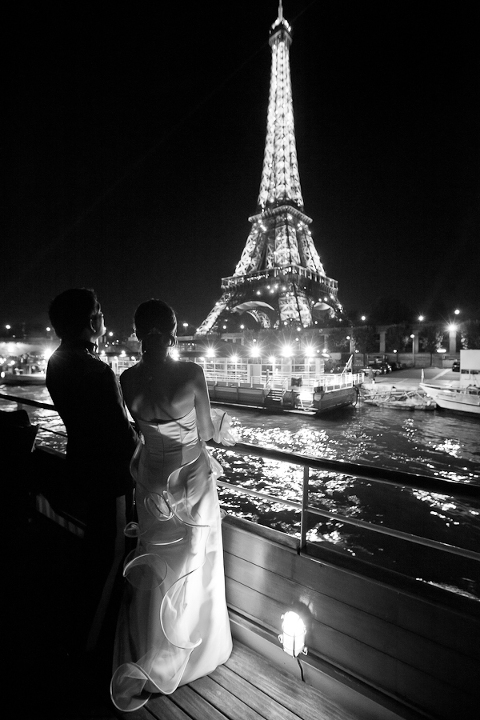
[46,288,138,654]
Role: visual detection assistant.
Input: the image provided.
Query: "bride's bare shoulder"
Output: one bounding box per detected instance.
[120,363,140,389]
[181,360,205,379]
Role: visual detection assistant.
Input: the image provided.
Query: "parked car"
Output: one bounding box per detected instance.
[389,361,404,371]
[452,359,460,372]
[366,361,392,375]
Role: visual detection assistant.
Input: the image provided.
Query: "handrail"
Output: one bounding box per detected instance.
[2,390,479,561]
[0,391,56,411]
[212,441,480,561]
[212,440,480,502]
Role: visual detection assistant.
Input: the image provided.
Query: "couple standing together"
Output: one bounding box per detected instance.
[46,288,233,712]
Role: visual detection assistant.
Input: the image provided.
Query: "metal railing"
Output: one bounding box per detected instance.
[2,390,479,563]
[214,441,480,562]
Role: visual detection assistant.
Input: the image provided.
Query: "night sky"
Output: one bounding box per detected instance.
[6,0,479,336]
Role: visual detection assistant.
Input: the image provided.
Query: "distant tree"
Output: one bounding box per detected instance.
[326,327,351,352]
[385,323,412,352]
[461,320,480,349]
[419,325,444,366]
[353,325,378,362]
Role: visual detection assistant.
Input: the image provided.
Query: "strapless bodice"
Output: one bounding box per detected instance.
[134,408,200,486]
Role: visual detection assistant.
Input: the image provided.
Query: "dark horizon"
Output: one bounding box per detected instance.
[6,1,479,336]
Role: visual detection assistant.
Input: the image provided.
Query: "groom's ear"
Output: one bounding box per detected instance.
[90,314,101,333]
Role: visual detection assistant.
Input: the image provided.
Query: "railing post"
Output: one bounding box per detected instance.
[300,465,309,551]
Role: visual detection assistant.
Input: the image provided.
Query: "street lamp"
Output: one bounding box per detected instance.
[410,334,415,368]
[418,315,424,322]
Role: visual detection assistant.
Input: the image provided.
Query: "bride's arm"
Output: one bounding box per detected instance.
[192,364,215,441]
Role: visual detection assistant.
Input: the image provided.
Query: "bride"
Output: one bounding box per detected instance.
[110,299,233,712]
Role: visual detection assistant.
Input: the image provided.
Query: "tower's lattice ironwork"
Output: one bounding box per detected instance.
[197,2,343,335]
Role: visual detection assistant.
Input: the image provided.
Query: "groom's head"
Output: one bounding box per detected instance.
[49,288,104,341]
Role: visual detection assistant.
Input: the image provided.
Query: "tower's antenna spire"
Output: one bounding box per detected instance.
[278,0,283,22]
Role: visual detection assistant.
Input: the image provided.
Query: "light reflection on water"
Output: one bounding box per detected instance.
[2,387,479,599]
[214,404,480,599]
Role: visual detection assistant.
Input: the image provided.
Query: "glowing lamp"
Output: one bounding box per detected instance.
[279,611,307,657]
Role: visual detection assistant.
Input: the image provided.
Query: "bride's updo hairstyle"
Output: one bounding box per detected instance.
[134,299,177,357]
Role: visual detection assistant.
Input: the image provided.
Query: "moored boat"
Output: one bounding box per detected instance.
[361,385,436,410]
[207,372,360,414]
[420,350,480,416]
[434,386,480,415]
[205,355,362,415]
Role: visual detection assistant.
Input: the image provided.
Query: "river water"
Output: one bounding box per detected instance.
[2,384,479,599]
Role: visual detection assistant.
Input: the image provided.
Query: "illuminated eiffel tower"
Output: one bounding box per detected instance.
[196,2,343,336]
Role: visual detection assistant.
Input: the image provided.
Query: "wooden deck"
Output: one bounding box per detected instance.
[14,507,358,720]
[115,641,356,720]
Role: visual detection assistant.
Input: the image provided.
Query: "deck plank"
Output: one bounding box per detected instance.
[166,684,231,720]
[225,642,357,720]
[210,664,302,720]
[190,675,265,720]
[117,641,358,720]
[143,694,194,719]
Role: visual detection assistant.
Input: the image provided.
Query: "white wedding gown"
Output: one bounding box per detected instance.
[110,408,232,712]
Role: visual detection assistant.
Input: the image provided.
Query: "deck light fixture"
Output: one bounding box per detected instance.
[279,611,307,657]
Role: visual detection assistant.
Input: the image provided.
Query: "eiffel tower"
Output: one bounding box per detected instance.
[196,2,343,336]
